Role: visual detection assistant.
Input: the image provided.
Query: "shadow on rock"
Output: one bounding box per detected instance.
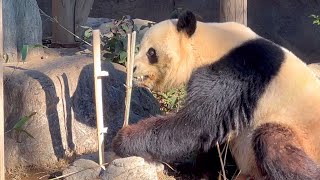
[72,62,160,148]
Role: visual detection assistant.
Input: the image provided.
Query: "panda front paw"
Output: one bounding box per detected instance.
[112,128,130,157]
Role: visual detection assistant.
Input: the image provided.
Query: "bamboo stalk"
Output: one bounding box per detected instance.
[217,142,227,180]
[123,31,136,127]
[93,29,105,167]
[0,0,4,178]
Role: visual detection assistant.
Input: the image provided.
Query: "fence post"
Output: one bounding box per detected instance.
[220,0,247,25]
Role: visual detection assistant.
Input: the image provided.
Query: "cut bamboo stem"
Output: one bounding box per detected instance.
[217,142,227,180]
[0,0,4,178]
[123,31,136,127]
[93,29,108,168]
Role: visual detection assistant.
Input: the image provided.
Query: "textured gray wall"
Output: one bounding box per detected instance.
[89,0,220,22]
[248,0,320,63]
[38,0,320,64]
[4,0,42,62]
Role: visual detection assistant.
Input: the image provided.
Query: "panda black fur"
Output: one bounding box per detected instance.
[113,11,320,180]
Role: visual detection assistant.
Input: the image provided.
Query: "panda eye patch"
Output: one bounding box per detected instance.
[146,48,158,64]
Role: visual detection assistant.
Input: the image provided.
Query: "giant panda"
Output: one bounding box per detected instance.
[112,10,320,179]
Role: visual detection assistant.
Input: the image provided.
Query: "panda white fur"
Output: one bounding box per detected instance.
[112,10,320,179]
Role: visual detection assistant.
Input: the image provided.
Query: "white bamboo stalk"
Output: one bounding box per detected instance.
[93,29,108,168]
[123,31,136,127]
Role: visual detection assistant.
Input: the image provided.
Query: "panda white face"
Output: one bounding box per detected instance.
[133,20,183,91]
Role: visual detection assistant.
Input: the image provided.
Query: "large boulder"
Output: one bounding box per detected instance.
[4,53,160,172]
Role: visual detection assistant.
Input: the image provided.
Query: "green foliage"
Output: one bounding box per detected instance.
[153,86,187,113]
[83,16,155,66]
[310,14,320,25]
[6,112,37,141]
[21,44,48,62]
[84,15,186,113]
[21,45,29,61]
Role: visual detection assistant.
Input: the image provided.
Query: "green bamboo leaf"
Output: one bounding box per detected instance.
[31,44,48,49]
[84,29,93,39]
[119,51,127,62]
[13,112,37,130]
[21,45,29,61]
[121,24,129,33]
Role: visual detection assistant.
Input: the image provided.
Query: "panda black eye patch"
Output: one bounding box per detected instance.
[146,48,158,64]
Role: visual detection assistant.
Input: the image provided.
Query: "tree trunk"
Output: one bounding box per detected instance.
[220,0,247,25]
[3,0,42,62]
[52,0,76,46]
[52,0,93,46]
[75,0,94,41]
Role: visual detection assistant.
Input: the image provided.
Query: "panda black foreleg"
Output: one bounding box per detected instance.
[252,123,320,180]
[112,114,209,164]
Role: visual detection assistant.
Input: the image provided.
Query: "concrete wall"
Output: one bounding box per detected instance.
[248,0,320,63]
[39,0,320,64]
[89,0,220,22]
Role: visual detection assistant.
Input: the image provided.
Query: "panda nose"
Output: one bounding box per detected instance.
[133,66,137,73]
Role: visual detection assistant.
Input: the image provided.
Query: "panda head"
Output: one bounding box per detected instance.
[133,10,197,91]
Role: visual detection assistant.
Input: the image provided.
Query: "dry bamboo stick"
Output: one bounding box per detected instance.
[217,142,227,180]
[93,29,107,167]
[0,0,4,178]
[123,31,136,127]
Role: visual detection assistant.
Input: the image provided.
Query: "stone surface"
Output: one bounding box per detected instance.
[4,0,42,62]
[4,53,160,171]
[63,159,102,180]
[62,157,164,180]
[103,157,164,180]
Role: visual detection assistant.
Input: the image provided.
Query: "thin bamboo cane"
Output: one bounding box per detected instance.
[123,31,136,127]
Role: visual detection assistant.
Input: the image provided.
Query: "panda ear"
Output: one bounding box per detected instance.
[176,10,197,37]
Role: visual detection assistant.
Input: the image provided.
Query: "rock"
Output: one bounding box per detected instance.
[3,0,42,62]
[77,150,120,164]
[63,159,102,180]
[103,157,164,180]
[86,17,112,28]
[4,54,160,172]
[62,157,164,180]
